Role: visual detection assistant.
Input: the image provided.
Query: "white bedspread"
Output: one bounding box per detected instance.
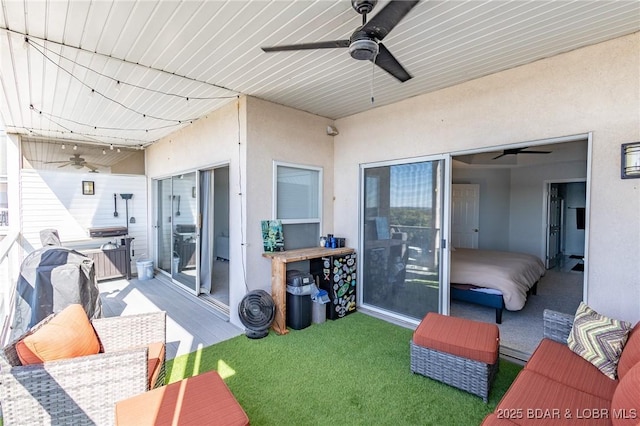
[450,248,546,311]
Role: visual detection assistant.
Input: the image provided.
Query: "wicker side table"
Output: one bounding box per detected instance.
[410,312,500,402]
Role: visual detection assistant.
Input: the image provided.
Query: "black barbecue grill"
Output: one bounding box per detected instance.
[88,226,128,238]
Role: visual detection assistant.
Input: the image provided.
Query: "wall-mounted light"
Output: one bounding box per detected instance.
[621,142,640,179]
[326,125,339,136]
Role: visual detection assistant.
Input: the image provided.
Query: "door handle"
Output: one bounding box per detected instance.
[474,229,479,232]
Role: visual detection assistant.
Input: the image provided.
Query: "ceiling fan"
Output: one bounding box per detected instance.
[261,0,419,82]
[46,154,101,172]
[493,147,552,160]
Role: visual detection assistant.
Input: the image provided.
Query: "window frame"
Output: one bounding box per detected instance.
[272,160,323,229]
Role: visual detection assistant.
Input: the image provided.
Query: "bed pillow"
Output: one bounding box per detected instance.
[16,304,100,365]
[567,302,632,379]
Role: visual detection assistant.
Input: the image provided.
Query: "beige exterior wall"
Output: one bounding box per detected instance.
[333,33,640,323]
[146,98,247,326]
[146,96,334,327]
[245,96,335,298]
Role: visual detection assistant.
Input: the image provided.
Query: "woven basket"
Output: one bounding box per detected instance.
[410,340,499,403]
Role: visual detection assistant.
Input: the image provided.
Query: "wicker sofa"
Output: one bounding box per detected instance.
[0,310,166,426]
[482,309,640,425]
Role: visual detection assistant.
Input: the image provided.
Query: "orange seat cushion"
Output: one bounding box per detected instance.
[115,371,249,426]
[147,341,166,389]
[525,338,618,400]
[495,370,612,425]
[413,312,499,364]
[16,304,100,365]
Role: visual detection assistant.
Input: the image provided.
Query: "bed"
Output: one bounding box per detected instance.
[450,248,546,323]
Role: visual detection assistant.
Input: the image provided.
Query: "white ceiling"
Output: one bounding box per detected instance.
[1,0,639,149]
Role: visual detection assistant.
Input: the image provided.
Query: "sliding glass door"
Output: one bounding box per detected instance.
[154,167,230,311]
[171,172,198,292]
[361,157,445,320]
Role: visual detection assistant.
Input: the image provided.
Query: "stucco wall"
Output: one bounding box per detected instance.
[333,33,640,323]
[145,96,335,327]
[146,98,247,326]
[245,96,335,292]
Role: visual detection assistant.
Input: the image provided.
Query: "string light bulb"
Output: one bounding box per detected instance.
[102,148,106,155]
[23,37,29,50]
[117,147,121,153]
[110,144,114,150]
[73,144,78,150]
[61,143,65,150]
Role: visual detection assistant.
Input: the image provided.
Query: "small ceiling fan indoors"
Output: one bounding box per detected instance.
[261,0,420,82]
[493,147,552,160]
[46,154,101,172]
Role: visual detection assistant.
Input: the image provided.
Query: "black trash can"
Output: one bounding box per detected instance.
[285,270,314,330]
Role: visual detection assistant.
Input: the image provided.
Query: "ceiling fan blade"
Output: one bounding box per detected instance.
[520,150,552,154]
[362,0,420,41]
[492,153,507,160]
[374,43,412,82]
[262,39,350,52]
[57,163,71,168]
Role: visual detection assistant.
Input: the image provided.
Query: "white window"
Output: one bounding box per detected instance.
[274,162,322,250]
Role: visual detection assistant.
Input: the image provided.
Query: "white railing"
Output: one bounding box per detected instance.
[0,230,21,345]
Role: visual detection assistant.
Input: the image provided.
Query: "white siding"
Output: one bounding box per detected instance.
[21,169,148,269]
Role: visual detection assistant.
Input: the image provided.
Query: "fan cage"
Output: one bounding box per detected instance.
[238,290,275,334]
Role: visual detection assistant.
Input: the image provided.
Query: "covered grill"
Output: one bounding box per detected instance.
[10,229,102,341]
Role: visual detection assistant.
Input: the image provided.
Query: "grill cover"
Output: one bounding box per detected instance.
[9,229,102,341]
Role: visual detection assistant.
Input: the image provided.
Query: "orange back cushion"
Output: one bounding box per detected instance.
[618,323,640,379]
[16,304,100,365]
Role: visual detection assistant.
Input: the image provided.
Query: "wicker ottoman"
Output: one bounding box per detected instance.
[410,312,499,402]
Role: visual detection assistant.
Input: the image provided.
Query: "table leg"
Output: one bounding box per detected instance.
[270,259,289,335]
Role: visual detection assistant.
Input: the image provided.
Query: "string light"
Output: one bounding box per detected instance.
[61,143,65,150]
[117,147,121,153]
[102,148,106,155]
[12,29,238,145]
[29,105,193,134]
[110,144,114,150]
[25,36,237,102]
[73,144,78,150]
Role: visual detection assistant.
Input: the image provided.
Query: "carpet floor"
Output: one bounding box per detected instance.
[451,268,582,356]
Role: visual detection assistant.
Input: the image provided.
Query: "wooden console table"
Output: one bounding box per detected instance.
[263,246,355,335]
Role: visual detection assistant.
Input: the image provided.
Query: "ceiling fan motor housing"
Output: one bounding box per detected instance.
[351,0,377,15]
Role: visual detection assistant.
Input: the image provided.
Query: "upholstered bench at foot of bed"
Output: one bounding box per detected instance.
[410,312,500,402]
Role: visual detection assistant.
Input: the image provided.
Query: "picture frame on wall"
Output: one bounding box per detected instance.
[82,180,94,195]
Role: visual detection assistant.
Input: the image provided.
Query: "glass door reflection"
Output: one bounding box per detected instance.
[172,172,198,293]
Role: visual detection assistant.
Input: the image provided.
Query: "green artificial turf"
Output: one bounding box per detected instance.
[166,313,521,425]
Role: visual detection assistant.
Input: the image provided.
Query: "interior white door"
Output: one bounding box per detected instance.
[451,184,480,249]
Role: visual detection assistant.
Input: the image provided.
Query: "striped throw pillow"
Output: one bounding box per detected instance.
[568,302,632,380]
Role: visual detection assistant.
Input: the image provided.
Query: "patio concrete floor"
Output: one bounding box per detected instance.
[98,274,243,360]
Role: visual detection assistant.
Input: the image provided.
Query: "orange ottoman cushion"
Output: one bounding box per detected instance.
[413,312,499,364]
[115,371,249,426]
